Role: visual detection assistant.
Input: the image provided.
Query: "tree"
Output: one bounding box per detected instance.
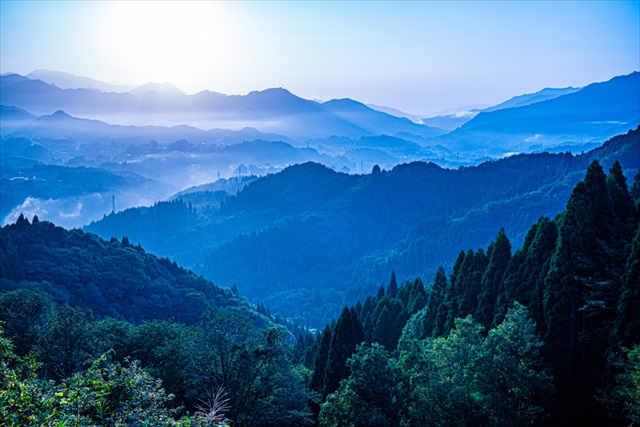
[387,270,398,298]
[310,324,332,393]
[399,315,486,426]
[319,343,401,427]
[324,307,365,395]
[612,225,640,350]
[0,289,54,356]
[543,160,616,423]
[434,250,465,336]
[476,228,511,328]
[477,302,553,426]
[420,266,447,338]
[599,345,640,426]
[494,217,557,330]
[37,305,94,379]
[197,310,312,426]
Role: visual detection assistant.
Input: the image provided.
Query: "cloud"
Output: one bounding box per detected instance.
[3,194,104,229]
[524,134,543,143]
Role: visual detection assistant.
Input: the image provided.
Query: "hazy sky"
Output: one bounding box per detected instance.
[1,1,638,114]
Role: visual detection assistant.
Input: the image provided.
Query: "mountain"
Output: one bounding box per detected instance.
[0,216,249,324]
[418,85,589,132]
[0,74,443,141]
[481,86,581,112]
[6,106,289,142]
[27,69,136,92]
[0,105,36,132]
[443,72,640,154]
[366,104,423,123]
[129,81,185,95]
[85,128,640,328]
[322,98,445,138]
[419,110,479,131]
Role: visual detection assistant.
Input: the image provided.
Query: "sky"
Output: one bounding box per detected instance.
[1,1,639,114]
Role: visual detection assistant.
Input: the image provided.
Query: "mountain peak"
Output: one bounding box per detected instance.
[51,109,72,119]
[129,82,185,95]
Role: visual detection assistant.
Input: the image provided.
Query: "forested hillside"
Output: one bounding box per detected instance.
[296,159,640,426]
[86,127,640,327]
[0,216,251,324]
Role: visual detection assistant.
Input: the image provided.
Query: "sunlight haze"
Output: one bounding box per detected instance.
[1,0,638,114]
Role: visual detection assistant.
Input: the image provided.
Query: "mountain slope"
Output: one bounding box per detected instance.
[481,86,581,112]
[27,69,137,92]
[0,216,248,324]
[442,72,640,154]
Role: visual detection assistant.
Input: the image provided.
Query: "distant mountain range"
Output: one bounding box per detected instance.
[2,70,637,156]
[1,106,291,143]
[26,69,137,93]
[0,73,445,141]
[442,72,639,154]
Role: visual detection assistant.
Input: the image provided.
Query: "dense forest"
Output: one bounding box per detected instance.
[85,127,639,328]
[1,157,639,425]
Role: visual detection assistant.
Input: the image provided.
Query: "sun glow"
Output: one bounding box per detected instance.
[100,1,240,93]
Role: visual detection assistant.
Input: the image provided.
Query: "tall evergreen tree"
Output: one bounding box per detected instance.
[324,307,365,395]
[310,324,332,393]
[476,228,511,328]
[387,270,398,298]
[434,250,465,336]
[543,160,615,424]
[494,217,557,330]
[446,249,488,328]
[405,278,427,316]
[612,225,640,350]
[421,266,447,338]
[374,305,395,351]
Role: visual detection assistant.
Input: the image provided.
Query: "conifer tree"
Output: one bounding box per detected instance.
[494,217,557,330]
[374,305,395,351]
[475,228,511,328]
[407,291,426,317]
[612,225,640,350]
[434,250,465,336]
[405,278,427,315]
[421,266,447,338]
[310,324,332,393]
[454,248,487,322]
[387,270,398,298]
[324,307,365,395]
[543,160,615,423]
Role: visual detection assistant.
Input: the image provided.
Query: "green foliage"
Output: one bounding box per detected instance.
[196,310,312,426]
[0,288,54,356]
[309,324,332,393]
[0,325,187,427]
[600,345,640,425]
[613,225,640,349]
[476,228,511,328]
[477,302,553,426]
[319,343,401,427]
[420,266,447,338]
[324,307,365,395]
